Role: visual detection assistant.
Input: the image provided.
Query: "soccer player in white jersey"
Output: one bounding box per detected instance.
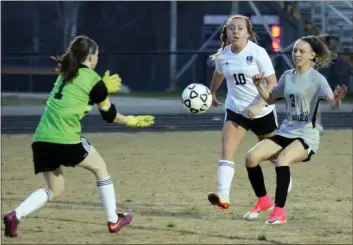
[243,35,347,224]
[207,14,281,210]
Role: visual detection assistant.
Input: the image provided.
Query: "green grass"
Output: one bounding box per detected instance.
[166,222,177,228]
[2,131,352,244]
[257,234,267,241]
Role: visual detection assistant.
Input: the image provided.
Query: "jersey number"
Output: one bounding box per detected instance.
[233,73,246,85]
[54,81,67,100]
[289,94,296,107]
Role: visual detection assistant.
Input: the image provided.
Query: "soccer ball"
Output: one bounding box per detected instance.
[181,83,212,114]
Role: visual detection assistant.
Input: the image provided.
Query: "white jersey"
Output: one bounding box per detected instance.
[215,41,276,118]
[272,68,334,153]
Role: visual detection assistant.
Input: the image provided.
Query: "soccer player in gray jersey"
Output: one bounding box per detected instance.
[242,35,348,224]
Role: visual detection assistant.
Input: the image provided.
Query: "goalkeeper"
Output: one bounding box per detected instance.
[3,35,154,237]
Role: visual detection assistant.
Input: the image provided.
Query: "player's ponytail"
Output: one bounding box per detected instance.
[210,24,228,61]
[301,35,337,69]
[52,51,79,82]
[51,35,98,82]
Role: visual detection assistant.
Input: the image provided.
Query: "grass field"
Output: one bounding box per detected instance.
[2,130,352,244]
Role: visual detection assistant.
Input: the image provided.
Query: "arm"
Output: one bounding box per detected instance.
[255,74,277,107]
[209,57,225,107]
[210,71,224,95]
[253,72,286,105]
[90,81,154,127]
[254,80,275,105]
[317,75,346,109]
[325,92,341,109]
[210,57,225,94]
[255,48,278,107]
[89,81,128,125]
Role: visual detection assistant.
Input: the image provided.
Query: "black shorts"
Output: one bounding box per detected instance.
[268,135,315,162]
[225,109,278,136]
[32,137,91,174]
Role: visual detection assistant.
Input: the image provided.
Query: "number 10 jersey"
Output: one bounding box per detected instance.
[215,41,276,118]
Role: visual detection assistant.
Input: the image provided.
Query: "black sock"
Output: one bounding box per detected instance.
[275,166,291,208]
[246,165,267,198]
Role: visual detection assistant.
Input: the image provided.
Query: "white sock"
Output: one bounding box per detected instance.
[14,188,52,220]
[218,160,235,197]
[97,177,118,223]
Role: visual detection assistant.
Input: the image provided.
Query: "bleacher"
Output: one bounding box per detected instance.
[282,1,353,67]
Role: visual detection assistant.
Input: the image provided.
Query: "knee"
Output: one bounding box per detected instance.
[245,150,261,168]
[79,148,109,180]
[275,155,290,167]
[86,164,109,180]
[94,168,109,180]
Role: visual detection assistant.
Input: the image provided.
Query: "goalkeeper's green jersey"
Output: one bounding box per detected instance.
[33,67,101,144]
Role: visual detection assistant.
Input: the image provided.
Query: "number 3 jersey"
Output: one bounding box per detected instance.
[34,67,102,144]
[215,41,276,118]
[271,68,334,153]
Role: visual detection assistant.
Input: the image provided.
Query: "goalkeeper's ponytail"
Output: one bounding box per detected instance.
[51,35,98,82]
[52,51,78,82]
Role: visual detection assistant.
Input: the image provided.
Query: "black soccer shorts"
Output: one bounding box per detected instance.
[32,137,91,174]
[225,109,278,136]
[268,134,315,162]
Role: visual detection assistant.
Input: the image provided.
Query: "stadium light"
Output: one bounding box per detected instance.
[271,25,281,52]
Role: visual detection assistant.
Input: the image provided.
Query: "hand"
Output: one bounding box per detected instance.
[333,84,348,101]
[126,115,155,128]
[248,104,262,119]
[212,93,222,107]
[252,73,264,87]
[103,70,122,93]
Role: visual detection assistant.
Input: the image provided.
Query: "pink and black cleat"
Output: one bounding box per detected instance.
[3,210,20,238]
[108,213,133,233]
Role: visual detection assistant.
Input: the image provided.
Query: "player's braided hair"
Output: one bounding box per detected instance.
[210,14,257,60]
[301,35,337,69]
[52,35,98,82]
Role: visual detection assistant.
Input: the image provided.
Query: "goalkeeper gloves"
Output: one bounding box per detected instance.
[126,115,155,128]
[102,70,122,93]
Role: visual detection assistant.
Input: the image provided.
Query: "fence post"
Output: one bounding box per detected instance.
[29,58,33,93]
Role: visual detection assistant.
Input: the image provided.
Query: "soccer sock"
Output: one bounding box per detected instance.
[97,176,118,223]
[246,165,267,198]
[14,188,52,220]
[218,160,235,197]
[275,166,291,208]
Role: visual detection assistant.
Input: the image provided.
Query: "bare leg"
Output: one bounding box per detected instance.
[208,120,247,209]
[3,167,64,237]
[77,146,132,232]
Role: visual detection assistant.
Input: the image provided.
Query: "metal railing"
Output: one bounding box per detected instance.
[2,51,353,93]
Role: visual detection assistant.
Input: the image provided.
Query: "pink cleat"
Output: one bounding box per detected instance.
[108,213,132,233]
[265,206,287,224]
[3,210,20,238]
[243,194,274,220]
